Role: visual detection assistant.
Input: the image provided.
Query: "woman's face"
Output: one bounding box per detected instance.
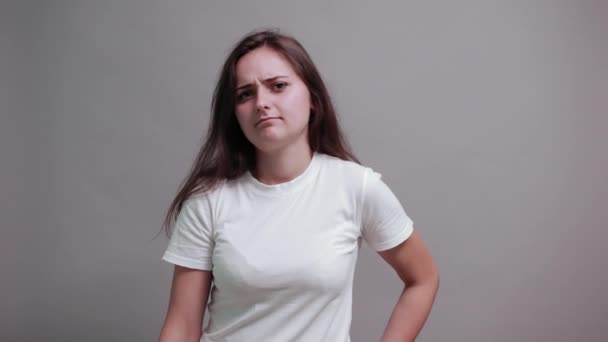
[234,47,312,153]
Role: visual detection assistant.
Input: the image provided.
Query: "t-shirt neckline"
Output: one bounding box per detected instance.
[244,152,320,196]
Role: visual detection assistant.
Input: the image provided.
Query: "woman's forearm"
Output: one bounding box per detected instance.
[379,275,440,342]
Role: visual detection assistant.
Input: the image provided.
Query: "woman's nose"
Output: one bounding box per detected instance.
[255,89,271,112]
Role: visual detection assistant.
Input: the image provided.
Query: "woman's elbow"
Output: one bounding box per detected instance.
[158,315,202,342]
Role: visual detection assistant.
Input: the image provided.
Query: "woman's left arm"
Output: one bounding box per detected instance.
[377,229,440,342]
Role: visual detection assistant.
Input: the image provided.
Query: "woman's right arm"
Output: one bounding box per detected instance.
[159,265,213,342]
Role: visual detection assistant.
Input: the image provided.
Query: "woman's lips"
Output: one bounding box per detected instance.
[256,117,279,126]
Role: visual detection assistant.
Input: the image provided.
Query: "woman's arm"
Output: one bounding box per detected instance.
[159,265,213,342]
[377,229,440,342]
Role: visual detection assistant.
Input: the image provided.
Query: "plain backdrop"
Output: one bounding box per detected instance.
[2,0,607,341]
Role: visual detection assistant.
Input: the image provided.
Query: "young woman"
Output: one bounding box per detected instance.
[158,29,439,342]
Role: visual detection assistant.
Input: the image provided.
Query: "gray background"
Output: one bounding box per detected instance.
[2,0,607,341]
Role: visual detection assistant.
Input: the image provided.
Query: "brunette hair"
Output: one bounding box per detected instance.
[161,28,358,237]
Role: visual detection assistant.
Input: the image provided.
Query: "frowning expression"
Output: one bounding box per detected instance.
[234,47,312,153]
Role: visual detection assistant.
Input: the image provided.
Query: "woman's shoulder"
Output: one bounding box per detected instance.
[317,152,373,183]
[182,179,228,208]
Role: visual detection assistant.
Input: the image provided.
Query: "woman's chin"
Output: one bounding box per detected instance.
[249,127,307,153]
[255,127,286,142]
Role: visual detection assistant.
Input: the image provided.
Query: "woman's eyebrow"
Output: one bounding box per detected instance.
[236,75,289,90]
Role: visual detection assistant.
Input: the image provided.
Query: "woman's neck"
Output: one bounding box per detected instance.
[253,143,313,185]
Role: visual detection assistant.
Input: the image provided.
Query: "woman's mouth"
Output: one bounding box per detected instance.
[256,117,279,126]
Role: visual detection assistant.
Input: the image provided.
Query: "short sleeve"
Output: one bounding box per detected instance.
[360,169,414,251]
[161,196,215,270]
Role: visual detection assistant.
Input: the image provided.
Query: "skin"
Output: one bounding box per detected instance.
[234,46,314,185]
[159,47,439,342]
[378,231,440,341]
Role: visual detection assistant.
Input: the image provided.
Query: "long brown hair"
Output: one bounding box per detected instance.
[160,28,358,237]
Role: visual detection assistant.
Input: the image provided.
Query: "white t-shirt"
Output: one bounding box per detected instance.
[162,152,414,342]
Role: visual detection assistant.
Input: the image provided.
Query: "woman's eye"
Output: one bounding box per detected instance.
[237,90,252,101]
[274,82,288,90]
